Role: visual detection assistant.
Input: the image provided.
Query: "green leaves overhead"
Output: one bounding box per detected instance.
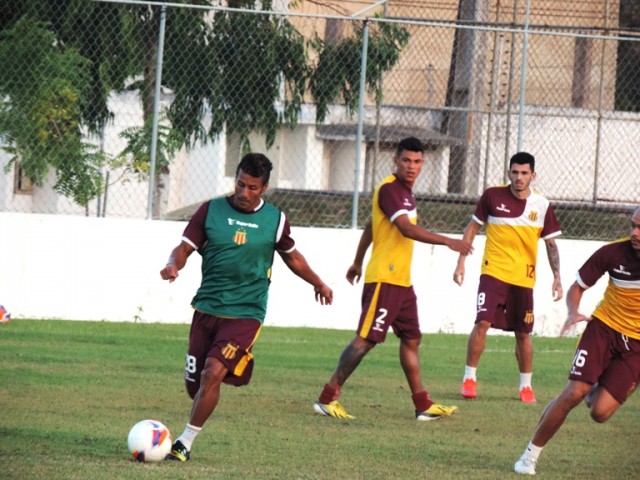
[115,116,183,180]
[167,8,409,147]
[0,17,105,207]
[166,3,309,150]
[310,16,410,123]
[0,1,409,210]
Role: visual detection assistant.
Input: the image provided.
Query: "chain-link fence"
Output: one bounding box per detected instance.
[1,0,639,240]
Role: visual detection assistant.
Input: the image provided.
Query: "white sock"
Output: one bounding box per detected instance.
[519,372,533,390]
[524,441,543,461]
[177,423,202,450]
[463,365,477,381]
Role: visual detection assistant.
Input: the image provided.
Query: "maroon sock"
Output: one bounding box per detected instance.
[412,391,433,412]
[318,384,340,404]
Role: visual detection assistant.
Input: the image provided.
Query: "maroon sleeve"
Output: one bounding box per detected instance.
[378,181,409,220]
[472,189,490,224]
[182,201,209,248]
[541,204,561,238]
[275,213,295,252]
[576,245,608,288]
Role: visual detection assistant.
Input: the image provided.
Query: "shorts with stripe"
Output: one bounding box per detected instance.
[475,274,534,333]
[356,282,421,343]
[569,317,640,404]
[184,310,262,398]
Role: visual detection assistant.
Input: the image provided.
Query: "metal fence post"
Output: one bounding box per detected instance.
[146,4,167,220]
[352,19,370,229]
[516,0,532,151]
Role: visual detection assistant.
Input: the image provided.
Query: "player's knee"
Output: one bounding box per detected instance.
[400,335,421,348]
[200,362,226,388]
[590,406,614,423]
[590,410,609,423]
[352,336,376,353]
[558,385,587,408]
[473,321,491,336]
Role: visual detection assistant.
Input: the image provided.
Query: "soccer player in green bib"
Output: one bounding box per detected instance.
[160,153,333,461]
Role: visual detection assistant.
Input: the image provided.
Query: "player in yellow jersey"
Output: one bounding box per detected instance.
[515,207,640,475]
[313,137,473,421]
[453,152,563,403]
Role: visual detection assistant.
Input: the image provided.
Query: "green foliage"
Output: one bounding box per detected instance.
[0,2,410,210]
[310,16,410,123]
[114,114,184,180]
[0,0,155,208]
[57,0,142,130]
[165,3,409,150]
[166,0,309,150]
[3,0,142,132]
[0,17,104,206]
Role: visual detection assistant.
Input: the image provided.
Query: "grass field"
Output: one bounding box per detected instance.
[1,320,639,479]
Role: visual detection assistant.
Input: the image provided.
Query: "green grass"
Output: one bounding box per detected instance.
[2,320,639,479]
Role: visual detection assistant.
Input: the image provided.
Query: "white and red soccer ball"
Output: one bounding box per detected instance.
[127,419,172,463]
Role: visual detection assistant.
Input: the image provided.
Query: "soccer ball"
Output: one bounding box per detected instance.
[0,305,10,324]
[127,419,172,463]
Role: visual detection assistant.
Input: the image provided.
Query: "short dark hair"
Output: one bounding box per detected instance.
[509,152,535,171]
[395,137,424,157]
[236,153,273,184]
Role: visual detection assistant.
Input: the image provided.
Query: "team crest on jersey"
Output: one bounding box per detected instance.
[524,310,534,324]
[221,343,239,359]
[528,210,538,221]
[233,229,247,245]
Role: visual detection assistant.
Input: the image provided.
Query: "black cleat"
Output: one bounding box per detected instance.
[165,440,190,462]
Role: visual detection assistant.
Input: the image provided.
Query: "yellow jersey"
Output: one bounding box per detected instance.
[474,185,561,288]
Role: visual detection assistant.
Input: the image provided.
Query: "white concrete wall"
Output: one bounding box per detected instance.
[0,212,608,337]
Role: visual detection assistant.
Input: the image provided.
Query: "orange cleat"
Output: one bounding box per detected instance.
[461,378,477,399]
[519,386,537,404]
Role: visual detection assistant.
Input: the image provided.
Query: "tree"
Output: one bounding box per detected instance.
[0,0,143,210]
[0,17,104,208]
[165,0,309,152]
[310,16,410,124]
[0,0,409,217]
[115,0,310,217]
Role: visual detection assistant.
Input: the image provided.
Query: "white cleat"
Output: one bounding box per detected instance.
[514,455,537,475]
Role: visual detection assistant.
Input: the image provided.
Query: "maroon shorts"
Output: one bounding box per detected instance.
[475,275,534,333]
[356,282,421,343]
[184,310,262,397]
[568,317,640,404]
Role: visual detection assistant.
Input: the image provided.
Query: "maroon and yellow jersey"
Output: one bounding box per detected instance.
[576,238,640,339]
[474,186,561,288]
[365,174,416,286]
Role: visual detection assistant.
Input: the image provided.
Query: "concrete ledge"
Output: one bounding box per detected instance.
[0,212,606,336]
